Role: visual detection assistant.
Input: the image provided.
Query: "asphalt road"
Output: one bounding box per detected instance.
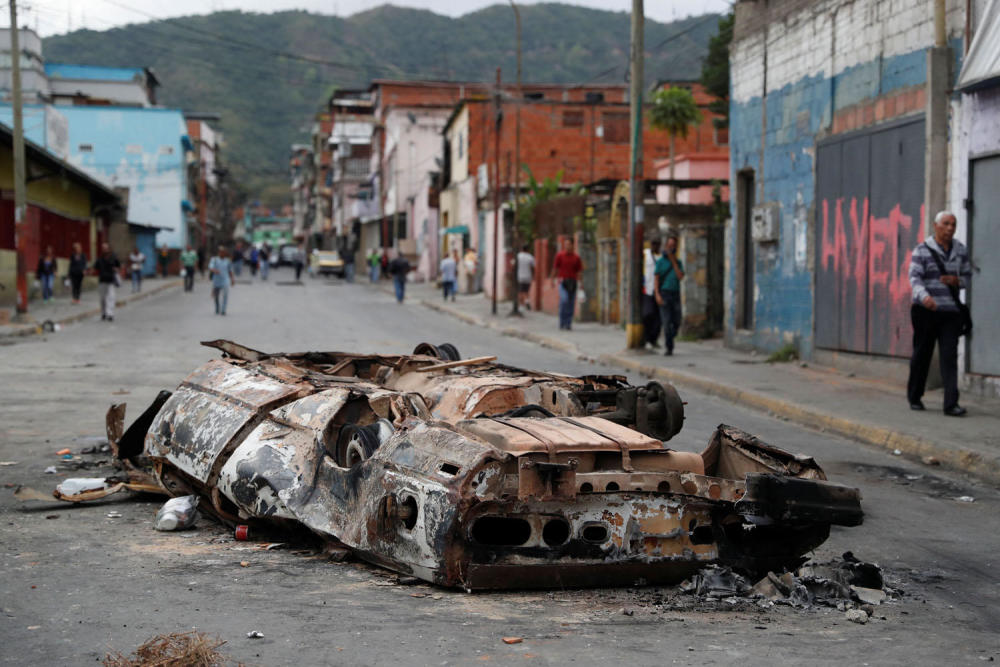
[1,268,998,666]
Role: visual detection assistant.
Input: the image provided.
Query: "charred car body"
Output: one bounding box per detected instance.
[88,340,862,590]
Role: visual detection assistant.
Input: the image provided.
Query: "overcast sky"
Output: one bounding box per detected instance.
[18,0,731,37]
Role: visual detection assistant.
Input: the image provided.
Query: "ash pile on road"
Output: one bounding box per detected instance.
[680,552,895,613]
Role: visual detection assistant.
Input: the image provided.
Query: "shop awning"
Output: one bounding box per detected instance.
[959,0,1000,91]
[440,225,469,235]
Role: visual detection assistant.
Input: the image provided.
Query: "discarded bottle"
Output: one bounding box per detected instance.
[154,495,199,531]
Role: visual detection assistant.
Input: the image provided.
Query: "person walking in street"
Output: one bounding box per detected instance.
[642,238,662,349]
[36,245,57,302]
[380,249,389,281]
[197,246,206,279]
[344,247,355,283]
[294,242,306,281]
[368,248,381,282]
[249,245,259,277]
[907,211,973,416]
[655,235,685,356]
[232,241,244,276]
[180,244,198,292]
[440,250,458,302]
[68,242,87,304]
[550,237,583,331]
[157,244,170,278]
[128,246,145,294]
[209,245,235,316]
[94,243,121,321]
[516,244,535,310]
[259,244,271,281]
[463,247,479,293]
[388,251,411,303]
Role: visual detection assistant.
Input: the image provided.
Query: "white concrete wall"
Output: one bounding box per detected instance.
[382,108,448,217]
[732,0,966,104]
[50,79,151,107]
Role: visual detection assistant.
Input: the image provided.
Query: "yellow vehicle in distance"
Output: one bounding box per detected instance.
[310,249,345,277]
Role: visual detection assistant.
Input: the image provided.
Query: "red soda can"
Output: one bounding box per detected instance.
[234,524,250,541]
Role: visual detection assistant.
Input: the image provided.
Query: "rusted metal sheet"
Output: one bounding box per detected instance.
[90,340,863,590]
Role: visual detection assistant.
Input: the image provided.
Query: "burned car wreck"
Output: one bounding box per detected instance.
[74,340,862,590]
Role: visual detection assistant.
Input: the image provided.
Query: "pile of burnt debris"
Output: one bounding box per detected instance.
[678,552,894,622]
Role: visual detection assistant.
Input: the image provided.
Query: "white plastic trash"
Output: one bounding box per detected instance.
[154,495,199,531]
[55,478,111,496]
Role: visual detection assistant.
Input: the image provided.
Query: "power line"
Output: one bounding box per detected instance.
[98,0,396,76]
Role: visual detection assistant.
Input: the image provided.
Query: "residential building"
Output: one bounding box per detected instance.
[727,0,966,371]
[185,112,228,256]
[0,122,120,306]
[328,89,376,261]
[44,63,159,107]
[440,82,728,299]
[290,144,315,244]
[950,0,1000,396]
[0,28,211,259]
[0,104,189,254]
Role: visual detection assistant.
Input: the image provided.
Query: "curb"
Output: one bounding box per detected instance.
[0,279,182,340]
[417,296,1000,486]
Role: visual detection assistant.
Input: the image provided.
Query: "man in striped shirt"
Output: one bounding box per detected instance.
[907,211,973,416]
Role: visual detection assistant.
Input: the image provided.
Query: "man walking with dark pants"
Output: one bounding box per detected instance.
[907,211,972,416]
[550,237,583,331]
[655,235,685,356]
[642,238,662,348]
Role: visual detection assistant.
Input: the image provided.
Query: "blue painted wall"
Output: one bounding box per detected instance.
[728,43,960,357]
[0,104,188,248]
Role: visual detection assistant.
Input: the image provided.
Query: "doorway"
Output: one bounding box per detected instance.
[969,155,1000,375]
[736,170,755,329]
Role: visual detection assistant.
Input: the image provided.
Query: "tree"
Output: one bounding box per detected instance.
[517,166,584,242]
[700,11,733,128]
[649,86,702,203]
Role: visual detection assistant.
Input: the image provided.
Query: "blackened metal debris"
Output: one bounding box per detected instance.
[62,340,865,590]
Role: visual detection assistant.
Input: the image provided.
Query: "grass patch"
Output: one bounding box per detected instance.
[766,343,799,363]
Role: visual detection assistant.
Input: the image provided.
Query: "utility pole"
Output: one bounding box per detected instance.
[508,0,522,317]
[625,0,645,348]
[199,158,208,256]
[492,67,502,315]
[10,0,29,317]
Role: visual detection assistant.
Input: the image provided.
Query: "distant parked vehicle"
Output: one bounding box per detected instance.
[277,244,299,267]
[310,249,344,277]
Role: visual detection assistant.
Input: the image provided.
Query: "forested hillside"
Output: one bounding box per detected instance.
[44,4,719,200]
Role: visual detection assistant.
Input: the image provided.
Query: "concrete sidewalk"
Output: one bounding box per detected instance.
[397,279,1000,485]
[0,277,182,340]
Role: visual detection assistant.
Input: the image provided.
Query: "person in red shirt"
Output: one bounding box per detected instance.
[549,237,584,330]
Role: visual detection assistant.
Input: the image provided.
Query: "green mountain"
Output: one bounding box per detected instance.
[43,4,719,204]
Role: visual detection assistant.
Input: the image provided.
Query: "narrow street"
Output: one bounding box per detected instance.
[1,272,997,665]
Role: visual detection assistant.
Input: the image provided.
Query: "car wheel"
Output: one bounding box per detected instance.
[437,343,461,361]
[335,419,394,467]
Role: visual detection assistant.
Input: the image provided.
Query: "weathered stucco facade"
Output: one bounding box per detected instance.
[727,0,965,360]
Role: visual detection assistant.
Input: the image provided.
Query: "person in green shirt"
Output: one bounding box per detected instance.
[368,248,382,282]
[654,234,685,356]
[180,245,198,292]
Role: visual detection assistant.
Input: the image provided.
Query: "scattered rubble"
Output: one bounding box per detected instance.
[680,553,892,611]
[845,608,869,624]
